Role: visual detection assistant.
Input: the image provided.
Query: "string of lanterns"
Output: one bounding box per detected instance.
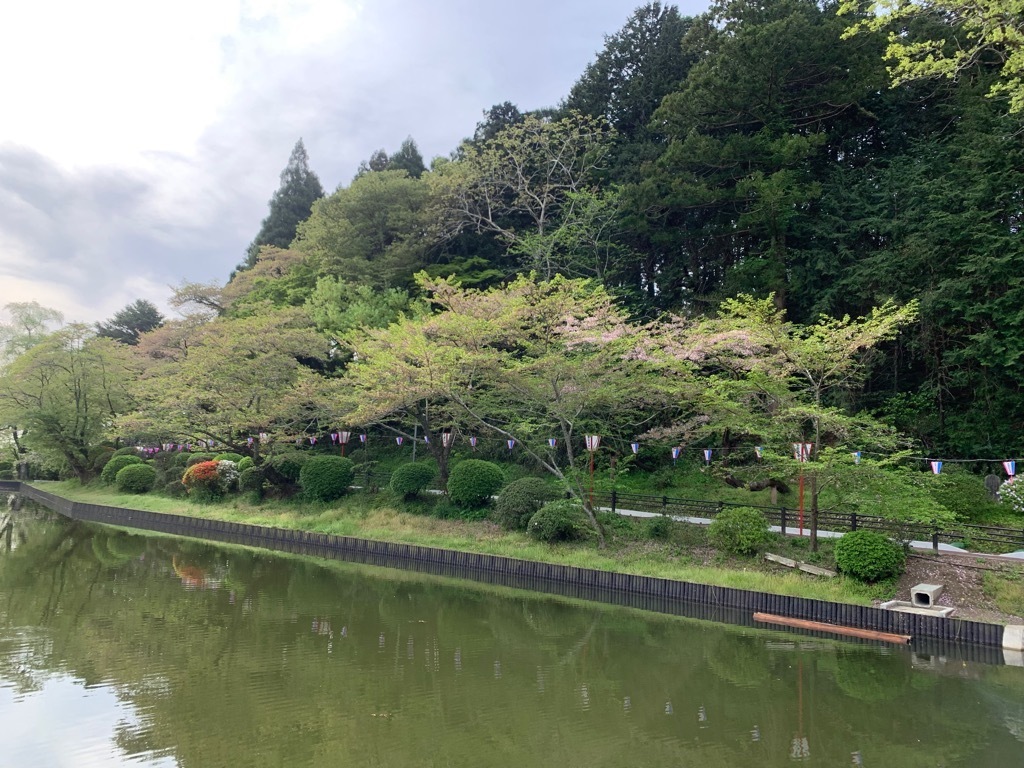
[142,432,1020,479]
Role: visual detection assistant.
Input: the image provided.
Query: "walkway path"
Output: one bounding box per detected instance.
[607,505,1024,560]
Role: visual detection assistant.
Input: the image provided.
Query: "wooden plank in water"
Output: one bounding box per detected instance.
[753,612,911,644]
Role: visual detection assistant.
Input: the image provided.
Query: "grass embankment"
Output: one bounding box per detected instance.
[37,480,892,606]
[983,571,1024,617]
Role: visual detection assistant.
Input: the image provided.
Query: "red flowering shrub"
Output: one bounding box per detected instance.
[182,461,223,500]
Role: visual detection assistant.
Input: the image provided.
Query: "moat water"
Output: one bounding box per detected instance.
[1,499,1022,767]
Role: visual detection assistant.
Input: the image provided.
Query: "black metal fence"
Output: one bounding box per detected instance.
[595,490,1024,552]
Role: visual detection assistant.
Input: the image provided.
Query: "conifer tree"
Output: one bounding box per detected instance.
[96,299,164,345]
[244,139,324,269]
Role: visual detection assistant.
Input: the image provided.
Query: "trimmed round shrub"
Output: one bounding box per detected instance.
[182,460,223,500]
[173,452,191,467]
[528,499,591,543]
[111,446,140,458]
[708,506,771,555]
[266,451,308,482]
[237,456,255,472]
[185,452,216,467]
[238,467,263,494]
[115,463,157,494]
[214,452,245,464]
[390,462,437,498]
[299,456,355,502]
[91,446,115,471]
[834,530,906,582]
[100,454,143,484]
[447,459,505,508]
[494,477,558,531]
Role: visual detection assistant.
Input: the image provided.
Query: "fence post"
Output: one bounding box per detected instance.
[610,490,617,513]
[780,507,787,536]
[662,495,668,511]
[851,512,858,532]
[932,528,939,553]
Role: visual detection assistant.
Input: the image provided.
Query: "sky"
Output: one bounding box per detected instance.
[0,0,709,325]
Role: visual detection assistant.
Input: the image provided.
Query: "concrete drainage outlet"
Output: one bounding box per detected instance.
[911,583,944,608]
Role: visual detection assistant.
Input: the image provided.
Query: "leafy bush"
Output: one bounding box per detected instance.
[111,446,140,458]
[650,466,677,491]
[433,498,490,521]
[928,465,1004,520]
[834,530,906,582]
[299,456,355,502]
[115,463,157,493]
[528,500,591,542]
[182,460,223,500]
[390,462,437,498]
[238,467,262,492]
[185,453,215,467]
[237,456,255,472]
[214,452,245,464]
[100,454,143,484]
[447,459,505,508]
[708,507,771,555]
[151,450,177,470]
[216,460,240,492]
[159,465,185,486]
[647,514,674,540]
[494,477,558,530]
[266,451,308,482]
[998,477,1024,516]
[163,480,188,498]
[91,446,115,471]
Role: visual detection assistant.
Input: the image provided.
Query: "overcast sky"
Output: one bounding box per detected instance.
[0,0,709,325]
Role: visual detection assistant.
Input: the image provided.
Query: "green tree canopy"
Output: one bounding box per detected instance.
[0,301,63,363]
[121,309,339,455]
[430,111,612,279]
[294,169,430,288]
[342,273,674,541]
[0,326,137,480]
[840,0,1024,113]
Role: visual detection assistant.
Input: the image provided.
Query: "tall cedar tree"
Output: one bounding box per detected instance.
[244,139,324,269]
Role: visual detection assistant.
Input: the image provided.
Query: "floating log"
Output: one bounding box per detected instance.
[753,612,911,644]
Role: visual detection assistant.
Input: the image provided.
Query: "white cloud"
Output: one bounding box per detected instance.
[0,0,705,323]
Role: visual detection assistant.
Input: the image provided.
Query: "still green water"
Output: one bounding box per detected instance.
[1,501,1022,768]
